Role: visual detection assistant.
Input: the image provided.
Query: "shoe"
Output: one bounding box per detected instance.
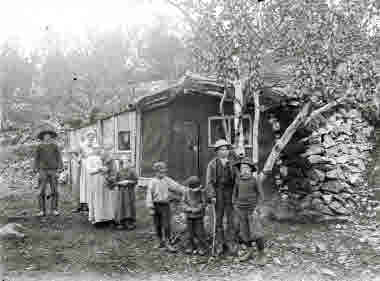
[256,251,267,266]
[127,223,136,230]
[238,249,253,262]
[185,247,193,255]
[115,224,126,230]
[37,211,45,217]
[72,207,82,213]
[52,210,60,216]
[198,248,206,256]
[165,243,177,253]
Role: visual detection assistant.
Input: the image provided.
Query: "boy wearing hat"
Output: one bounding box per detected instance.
[146,161,186,252]
[182,176,208,255]
[206,139,235,256]
[34,128,63,216]
[233,157,266,264]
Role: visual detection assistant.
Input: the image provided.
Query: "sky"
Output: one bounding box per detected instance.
[0,0,179,52]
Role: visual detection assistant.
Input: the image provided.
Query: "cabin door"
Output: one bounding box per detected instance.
[172,120,200,180]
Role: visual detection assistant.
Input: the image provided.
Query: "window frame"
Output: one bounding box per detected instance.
[115,114,132,153]
[208,114,252,148]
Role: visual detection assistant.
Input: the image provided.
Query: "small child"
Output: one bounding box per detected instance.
[182,176,208,256]
[233,157,266,264]
[146,161,186,252]
[113,156,138,230]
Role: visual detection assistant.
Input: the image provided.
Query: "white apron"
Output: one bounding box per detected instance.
[86,155,114,224]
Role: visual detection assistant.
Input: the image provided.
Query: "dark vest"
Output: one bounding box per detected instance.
[215,158,234,188]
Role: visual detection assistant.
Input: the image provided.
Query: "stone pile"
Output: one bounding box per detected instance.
[278,107,375,220]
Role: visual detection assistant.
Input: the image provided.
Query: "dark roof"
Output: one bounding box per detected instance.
[65,70,292,129]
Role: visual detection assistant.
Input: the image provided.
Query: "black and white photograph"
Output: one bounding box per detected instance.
[0,0,380,281]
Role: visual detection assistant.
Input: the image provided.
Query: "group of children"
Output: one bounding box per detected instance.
[34,126,266,263]
[146,139,267,264]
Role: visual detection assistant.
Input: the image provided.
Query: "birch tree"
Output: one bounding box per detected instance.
[166,0,380,185]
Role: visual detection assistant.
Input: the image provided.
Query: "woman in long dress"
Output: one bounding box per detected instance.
[87,144,114,225]
[79,130,97,211]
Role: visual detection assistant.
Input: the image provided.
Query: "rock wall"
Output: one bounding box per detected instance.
[275,107,375,221]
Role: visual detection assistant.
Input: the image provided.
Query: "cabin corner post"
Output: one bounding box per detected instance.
[135,108,142,177]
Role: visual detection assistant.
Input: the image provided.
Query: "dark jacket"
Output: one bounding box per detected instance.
[34,143,63,170]
[206,157,234,199]
[183,187,207,219]
[233,175,259,208]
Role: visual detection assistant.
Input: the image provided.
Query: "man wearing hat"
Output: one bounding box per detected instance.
[232,157,266,263]
[34,127,63,216]
[206,139,235,256]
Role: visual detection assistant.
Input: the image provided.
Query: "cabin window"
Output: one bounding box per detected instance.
[116,113,133,152]
[208,115,252,147]
[118,131,131,151]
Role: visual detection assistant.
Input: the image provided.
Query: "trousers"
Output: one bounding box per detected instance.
[185,217,208,250]
[38,169,59,212]
[235,206,255,244]
[215,186,234,246]
[153,202,171,241]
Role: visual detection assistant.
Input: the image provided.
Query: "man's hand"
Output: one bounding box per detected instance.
[211,197,216,205]
[149,208,155,216]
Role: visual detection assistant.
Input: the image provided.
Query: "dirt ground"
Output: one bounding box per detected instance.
[1,183,380,281]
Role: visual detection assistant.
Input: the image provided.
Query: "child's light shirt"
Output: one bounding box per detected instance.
[146,176,185,209]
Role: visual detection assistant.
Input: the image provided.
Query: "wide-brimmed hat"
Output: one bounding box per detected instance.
[183,176,201,189]
[67,148,80,154]
[153,161,168,172]
[214,139,231,151]
[234,157,258,171]
[86,129,96,137]
[36,125,58,140]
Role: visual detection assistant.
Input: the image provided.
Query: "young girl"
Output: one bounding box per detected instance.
[113,155,138,230]
[146,161,186,252]
[233,157,266,264]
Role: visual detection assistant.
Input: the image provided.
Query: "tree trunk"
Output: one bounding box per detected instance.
[252,90,260,164]
[260,102,311,182]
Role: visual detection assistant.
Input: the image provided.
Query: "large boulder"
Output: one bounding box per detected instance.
[320,180,348,194]
[0,223,26,239]
[329,201,350,215]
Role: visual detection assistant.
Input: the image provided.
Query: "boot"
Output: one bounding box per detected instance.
[165,241,177,253]
[51,192,59,213]
[238,247,253,262]
[38,194,46,216]
[256,250,267,266]
[255,238,267,266]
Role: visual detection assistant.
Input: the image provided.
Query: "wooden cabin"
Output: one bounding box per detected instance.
[66,72,291,187]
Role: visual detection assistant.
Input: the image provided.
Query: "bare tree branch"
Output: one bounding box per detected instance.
[260,101,311,182]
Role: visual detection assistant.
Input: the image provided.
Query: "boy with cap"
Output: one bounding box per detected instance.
[233,157,266,264]
[182,176,208,255]
[206,139,235,256]
[34,127,63,216]
[146,161,186,252]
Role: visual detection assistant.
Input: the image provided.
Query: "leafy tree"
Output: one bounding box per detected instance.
[166,0,380,184]
[0,42,37,130]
